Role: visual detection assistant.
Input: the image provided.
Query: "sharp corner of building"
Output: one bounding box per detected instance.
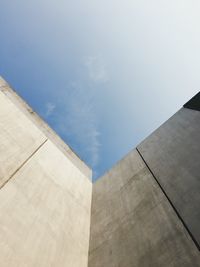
[183,90,200,112]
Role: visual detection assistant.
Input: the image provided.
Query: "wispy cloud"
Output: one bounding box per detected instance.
[85,55,108,83]
[54,82,101,169]
[44,102,56,117]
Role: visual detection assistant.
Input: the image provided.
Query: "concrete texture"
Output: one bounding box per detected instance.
[0,76,199,266]
[0,89,46,187]
[0,140,92,267]
[138,108,200,249]
[0,77,92,267]
[89,149,200,267]
[0,77,92,180]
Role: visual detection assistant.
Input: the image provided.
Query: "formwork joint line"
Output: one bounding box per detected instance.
[136,147,200,251]
[0,139,48,191]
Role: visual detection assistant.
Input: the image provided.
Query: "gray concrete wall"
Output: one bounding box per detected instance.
[1,76,200,266]
[0,77,92,267]
[138,107,200,249]
[89,149,200,267]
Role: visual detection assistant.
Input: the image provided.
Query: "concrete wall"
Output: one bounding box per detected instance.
[89,150,200,266]
[0,77,91,180]
[0,76,200,266]
[0,84,46,188]
[138,107,200,249]
[0,77,92,267]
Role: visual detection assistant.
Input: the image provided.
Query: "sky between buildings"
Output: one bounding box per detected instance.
[0,0,199,180]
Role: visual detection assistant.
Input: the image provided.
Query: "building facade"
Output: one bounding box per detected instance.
[0,77,199,266]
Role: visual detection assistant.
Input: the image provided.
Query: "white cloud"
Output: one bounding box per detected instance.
[55,83,101,168]
[85,55,108,83]
[45,102,56,117]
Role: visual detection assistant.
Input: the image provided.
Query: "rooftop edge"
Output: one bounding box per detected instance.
[0,76,92,181]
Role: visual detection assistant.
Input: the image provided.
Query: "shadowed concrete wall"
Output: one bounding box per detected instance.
[0,77,92,267]
[89,149,200,267]
[138,107,200,249]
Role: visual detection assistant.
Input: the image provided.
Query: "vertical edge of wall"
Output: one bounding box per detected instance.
[87,176,94,267]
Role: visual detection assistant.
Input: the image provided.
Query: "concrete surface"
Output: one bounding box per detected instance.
[0,89,46,187]
[138,108,200,248]
[0,77,92,180]
[0,140,92,267]
[89,149,200,267]
[0,77,92,267]
[0,76,199,266]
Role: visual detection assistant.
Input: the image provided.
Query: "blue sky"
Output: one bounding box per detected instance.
[0,1,199,180]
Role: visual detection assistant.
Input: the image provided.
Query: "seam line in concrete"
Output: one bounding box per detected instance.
[0,139,48,191]
[0,84,92,180]
[136,147,200,251]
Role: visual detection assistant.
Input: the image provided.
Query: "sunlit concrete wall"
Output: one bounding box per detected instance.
[0,77,92,267]
[89,108,200,266]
